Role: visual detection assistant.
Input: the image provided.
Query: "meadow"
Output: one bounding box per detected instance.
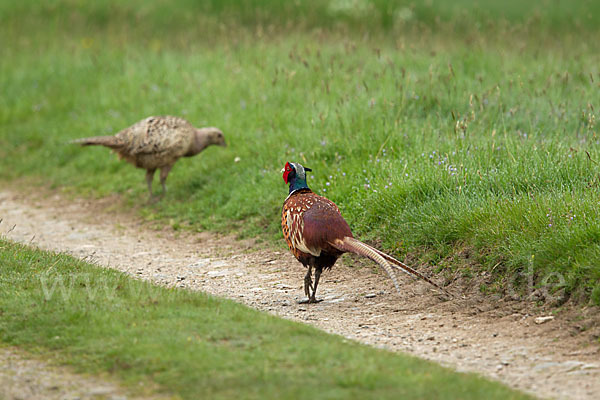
[1,0,599,303]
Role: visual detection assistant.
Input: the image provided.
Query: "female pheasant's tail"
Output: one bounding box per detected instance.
[332,237,451,297]
[69,136,123,149]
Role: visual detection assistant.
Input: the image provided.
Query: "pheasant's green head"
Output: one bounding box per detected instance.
[281,162,312,194]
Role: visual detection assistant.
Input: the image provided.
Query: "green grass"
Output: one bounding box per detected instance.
[1,0,599,304]
[0,239,531,399]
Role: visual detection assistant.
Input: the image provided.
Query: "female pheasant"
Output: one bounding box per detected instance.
[281,161,448,303]
[72,116,226,197]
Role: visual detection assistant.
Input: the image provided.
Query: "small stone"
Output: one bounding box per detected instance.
[328,297,345,303]
[365,293,376,298]
[535,316,555,324]
[533,361,560,371]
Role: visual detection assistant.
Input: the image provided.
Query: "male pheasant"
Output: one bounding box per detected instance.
[281,161,448,303]
[72,116,226,197]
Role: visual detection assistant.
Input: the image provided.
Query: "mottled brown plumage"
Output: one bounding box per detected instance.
[72,116,226,196]
[281,162,449,303]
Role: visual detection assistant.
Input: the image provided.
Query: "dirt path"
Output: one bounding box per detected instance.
[0,346,165,400]
[0,189,598,400]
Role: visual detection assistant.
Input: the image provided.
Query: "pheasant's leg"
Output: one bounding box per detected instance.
[159,165,173,194]
[304,266,313,296]
[298,266,313,304]
[145,169,156,197]
[308,267,324,303]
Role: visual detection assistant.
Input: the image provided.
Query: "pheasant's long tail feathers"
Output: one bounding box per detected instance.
[331,237,401,295]
[332,237,450,296]
[70,136,123,149]
[372,247,451,296]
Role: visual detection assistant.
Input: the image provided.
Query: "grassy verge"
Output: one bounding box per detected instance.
[0,239,531,399]
[1,0,599,304]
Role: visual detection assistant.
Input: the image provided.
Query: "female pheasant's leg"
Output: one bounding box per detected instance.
[145,169,156,197]
[159,165,173,194]
[308,267,323,303]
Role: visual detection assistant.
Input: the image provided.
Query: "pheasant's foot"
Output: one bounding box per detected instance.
[297,297,323,304]
[147,194,162,205]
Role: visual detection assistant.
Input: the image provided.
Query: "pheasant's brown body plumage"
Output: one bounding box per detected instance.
[282,188,351,270]
[281,162,449,303]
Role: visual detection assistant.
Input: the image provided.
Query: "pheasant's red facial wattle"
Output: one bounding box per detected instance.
[282,162,293,184]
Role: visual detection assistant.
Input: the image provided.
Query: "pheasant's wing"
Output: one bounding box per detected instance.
[300,196,353,253]
[116,116,192,156]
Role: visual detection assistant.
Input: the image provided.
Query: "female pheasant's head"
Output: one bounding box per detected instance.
[281,162,312,194]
